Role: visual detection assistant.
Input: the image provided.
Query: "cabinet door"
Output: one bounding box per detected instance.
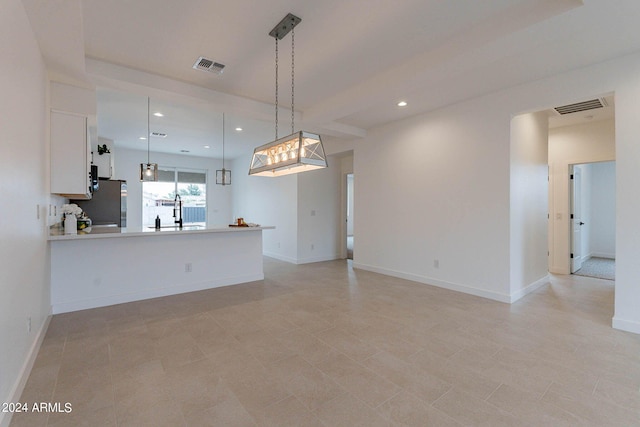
[93,152,112,178]
[51,111,90,197]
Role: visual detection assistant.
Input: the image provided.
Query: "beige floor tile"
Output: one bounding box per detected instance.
[542,381,640,426]
[593,378,640,412]
[17,363,58,404]
[361,351,451,404]
[507,397,585,427]
[411,350,501,400]
[116,397,186,427]
[354,325,425,361]
[285,310,335,334]
[153,331,206,370]
[377,390,462,426]
[486,383,540,413]
[482,360,553,397]
[222,368,292,417]
[315,353,400,408]
[314,393,393,427]
[254,396,323,427]
[267,355,343,411]
[234,329,297,365]
[51,367,113,413]
[432,388,520,426]
[11,259,640,427]
[6,410,49,427]
[46,404,116,427]
[313,327,379,361]
[275,329,341,366]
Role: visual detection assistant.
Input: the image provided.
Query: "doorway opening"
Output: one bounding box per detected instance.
[346,173,354,260]
[569,161,616,280]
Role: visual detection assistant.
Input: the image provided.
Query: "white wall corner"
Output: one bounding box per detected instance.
[612,316,640,335]
[263,252,299,264]
[0,315,51,427]
[295,253,342,265]
[353,262,512,303]
[509,274,550,303]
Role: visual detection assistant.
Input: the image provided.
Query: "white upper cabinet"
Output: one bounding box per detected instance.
[93,151,112,179]
[50,111,92,198]
[49,82,96,199]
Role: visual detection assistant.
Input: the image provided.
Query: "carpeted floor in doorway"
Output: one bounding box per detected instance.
[574,257,615,281]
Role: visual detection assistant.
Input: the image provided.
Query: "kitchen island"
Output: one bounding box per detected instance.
[49,225,274,314]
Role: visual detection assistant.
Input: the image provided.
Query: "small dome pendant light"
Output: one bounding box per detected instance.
[139,97,158,181]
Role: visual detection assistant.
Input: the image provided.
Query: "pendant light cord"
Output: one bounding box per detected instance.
[275,37,279,140]
[291,26,295,135]
[222,113,225,170]
[147,97,151,164]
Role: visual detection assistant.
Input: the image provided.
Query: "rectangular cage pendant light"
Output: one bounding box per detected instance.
[216,169,231,185]
[140,163,158,181]
[249,13,327,178]
[249,131,327,177]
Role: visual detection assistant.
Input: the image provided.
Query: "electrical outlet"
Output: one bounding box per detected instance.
[433,259,439,268]
[311,243,315,250]
[185,263,192,273]
[311,210,316,216]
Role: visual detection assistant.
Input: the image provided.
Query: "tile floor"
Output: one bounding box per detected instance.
[10,258,640,426]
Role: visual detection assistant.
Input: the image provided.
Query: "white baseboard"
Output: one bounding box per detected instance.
[295,253,341,265]
[0,315,51,427]
[264,252,341,265]
[591,252,615,259]
[52,273,264,314]
[612,316,640,335]
[263,251,298,264]
[352,262,511,303]
[509,275,550,303]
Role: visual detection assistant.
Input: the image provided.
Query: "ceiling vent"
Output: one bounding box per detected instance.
[151,132,167,138]
[192,57,225,75]
[554,98,608,115]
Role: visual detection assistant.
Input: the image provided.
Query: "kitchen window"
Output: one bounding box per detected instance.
[142,167,207,227]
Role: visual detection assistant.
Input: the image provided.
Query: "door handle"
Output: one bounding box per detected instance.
[579,222,585,225]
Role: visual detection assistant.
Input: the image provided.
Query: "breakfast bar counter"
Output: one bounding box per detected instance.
[49,225,274,314]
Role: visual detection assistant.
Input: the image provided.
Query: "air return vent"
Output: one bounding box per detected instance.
[192,57,225,74]
[554,98,608,115]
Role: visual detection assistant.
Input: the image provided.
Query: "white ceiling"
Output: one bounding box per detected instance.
[22,0,640,159]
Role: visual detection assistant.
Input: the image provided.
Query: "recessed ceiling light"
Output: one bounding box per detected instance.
[153,112,164,117]
[235,127,243,132]
[397,101,408,107]
[139,136,147,140]
[204,145,210,149]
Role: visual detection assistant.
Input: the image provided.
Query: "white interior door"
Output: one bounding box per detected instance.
[346,173,354,260]
[570,165,583,273]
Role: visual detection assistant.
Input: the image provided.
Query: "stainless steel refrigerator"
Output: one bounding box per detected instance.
[74,179,127,227]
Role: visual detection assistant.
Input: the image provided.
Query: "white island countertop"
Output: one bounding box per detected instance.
[49,224,275,241]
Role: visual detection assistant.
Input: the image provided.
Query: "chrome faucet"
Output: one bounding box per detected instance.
[173,194,183,228]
